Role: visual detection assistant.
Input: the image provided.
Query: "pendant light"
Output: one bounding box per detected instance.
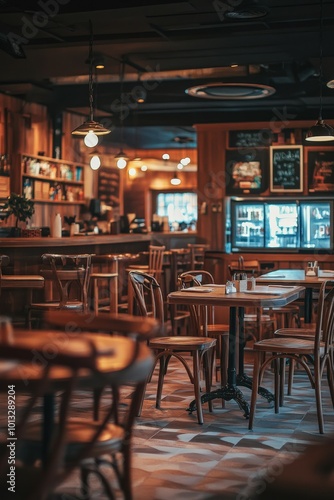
[306,0,334,142]
[170,171,181,186]
[71,21,111,138]
[115,60,129,168]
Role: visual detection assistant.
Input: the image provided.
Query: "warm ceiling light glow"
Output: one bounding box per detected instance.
[162,153,170,160]
[177,163,184,170]
[170,173,181,186]
[180,157,191,165]
[117,158,127,169]
[90,155,101,170]
[128,167,137,177]
[84,131,99,147]
[141,165,148,171]
[231,63,239,68]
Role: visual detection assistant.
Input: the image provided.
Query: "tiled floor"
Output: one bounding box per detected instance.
[55,350,334,500]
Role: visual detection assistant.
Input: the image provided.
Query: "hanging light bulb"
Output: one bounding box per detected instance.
[128,167,137,178]
[306,0,334,142]
[90,154,101,170]
[162,153,170,160]
[141,164,148,171]
[84,130,99,147]
[115,149,128,169]
[72,22,111,137]
[170,172,181,186]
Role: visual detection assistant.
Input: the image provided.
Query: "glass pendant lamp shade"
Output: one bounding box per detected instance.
[115,149,128,169]
[170,172,181,186]
[90,154,101,170]
[72,21,111,137]
[83,130,99,147]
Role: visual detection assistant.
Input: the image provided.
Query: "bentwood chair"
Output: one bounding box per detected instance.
[5,316,156,500]
[178,270,229,388]
[127,245,166,314]
[249,280,334,434]
[128,270,217,424]
[27,253,93,328]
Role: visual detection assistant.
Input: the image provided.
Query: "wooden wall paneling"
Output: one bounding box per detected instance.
[196,126,227,249]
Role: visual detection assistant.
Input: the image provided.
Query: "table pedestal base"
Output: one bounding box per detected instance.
[236,373,275,404]
[187,384,250,418]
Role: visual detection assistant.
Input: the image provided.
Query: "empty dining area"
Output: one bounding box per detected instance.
[0,244,334,500]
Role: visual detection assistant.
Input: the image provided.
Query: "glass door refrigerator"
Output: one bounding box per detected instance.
[230,198,333,252]
[300,201,332,250]
[231,199,265,250]
[264,202,299,249]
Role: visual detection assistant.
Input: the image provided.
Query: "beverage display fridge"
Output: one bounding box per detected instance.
[229,197,333,252]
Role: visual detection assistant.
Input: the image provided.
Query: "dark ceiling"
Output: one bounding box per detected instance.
[0,0,334,149]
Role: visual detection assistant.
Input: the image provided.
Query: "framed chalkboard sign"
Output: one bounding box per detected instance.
[228,129,275,148]
[270,145,303,193]
[307,149,334,193]
[98,167,120,207]
[225,149,268,195]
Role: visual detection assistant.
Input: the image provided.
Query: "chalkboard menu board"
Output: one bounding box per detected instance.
[229,129,275,148]
[98,167,120,207]
[270,145,303,192]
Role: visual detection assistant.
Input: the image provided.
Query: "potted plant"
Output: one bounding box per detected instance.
[3,193,35,237]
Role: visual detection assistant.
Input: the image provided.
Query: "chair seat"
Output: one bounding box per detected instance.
[207,324,229,335]
[150,336,216,351]
[253,336,322,354]
[1,275,45,288]
[275,327,315,339]
[28,300,85,310]
[20,418,125,461]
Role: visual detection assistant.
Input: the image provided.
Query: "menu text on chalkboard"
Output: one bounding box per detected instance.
[98,167,120,206]
[270,146,303,192]
[229,129,275,148]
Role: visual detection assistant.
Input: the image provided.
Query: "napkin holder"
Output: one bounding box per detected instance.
[231,279,247,292]
[306,265,319,277]
[305,262,319,277]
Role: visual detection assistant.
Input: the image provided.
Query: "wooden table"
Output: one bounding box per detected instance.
[257,269,334,323]
[168,284,305,417]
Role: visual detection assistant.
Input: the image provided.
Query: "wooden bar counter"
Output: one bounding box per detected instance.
[0,231,200,273]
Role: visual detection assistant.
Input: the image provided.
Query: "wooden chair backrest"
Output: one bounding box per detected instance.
[148,245,166,281]
[40,253,93,311]
[187,243,210,269]
[128,271,165,326]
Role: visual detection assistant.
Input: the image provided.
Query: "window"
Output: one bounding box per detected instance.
[155,191,197,230]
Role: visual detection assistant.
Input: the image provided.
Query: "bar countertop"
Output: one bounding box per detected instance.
[0,231,199,248]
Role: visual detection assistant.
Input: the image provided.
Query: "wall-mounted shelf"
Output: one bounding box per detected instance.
[14,153,86,204]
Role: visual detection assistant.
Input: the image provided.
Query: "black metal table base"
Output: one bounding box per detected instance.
[236,373,275,404]
[187,385,250,418]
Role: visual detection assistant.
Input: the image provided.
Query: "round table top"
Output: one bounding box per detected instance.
[0,329,153,392]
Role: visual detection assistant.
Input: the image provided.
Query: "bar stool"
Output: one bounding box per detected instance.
[27,253,93,328]
[90,254,119,314]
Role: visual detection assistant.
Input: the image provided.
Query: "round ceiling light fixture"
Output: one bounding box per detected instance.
[224,5,268,20]
[185,82,276,100]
